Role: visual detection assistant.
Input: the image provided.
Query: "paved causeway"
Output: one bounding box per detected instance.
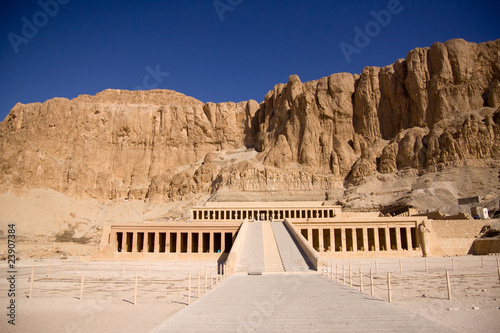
[150,274,450,332]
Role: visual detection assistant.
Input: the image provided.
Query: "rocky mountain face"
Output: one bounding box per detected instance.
[1,39,499,208]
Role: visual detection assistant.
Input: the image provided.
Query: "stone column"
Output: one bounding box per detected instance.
[198,232,202,254]
[209,232,214,253]
[406,227,412,250]
[352,229,358,252]
[154,232,160,253]
[166,232,171,253]
[144,232,150,253]
[395,227,402,251]
[330,228,335,252]
[175,232,180,253]
[221,232,226,253]
[318,228,324,252]
[132,232,137,253]
[307,228,313,246]
[374,228,380,251]
[187,232,192,253]
[363,228,369,252]
[341,228,346,252]
[385,228,391,251]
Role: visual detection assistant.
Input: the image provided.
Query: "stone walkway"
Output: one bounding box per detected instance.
[150,274,451,332]
[263,221,285,272]
[234,221,265,273]
[235,221,313,273]
[272,222,312,272]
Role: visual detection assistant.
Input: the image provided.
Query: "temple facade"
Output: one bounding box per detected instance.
[95,202,430,261]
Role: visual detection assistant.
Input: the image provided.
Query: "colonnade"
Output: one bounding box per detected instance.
[300,225,419,253]
[111,230,235,254]
[191,208,337,221]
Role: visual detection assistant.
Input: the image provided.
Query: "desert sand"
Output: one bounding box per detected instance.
[1,256,499,332]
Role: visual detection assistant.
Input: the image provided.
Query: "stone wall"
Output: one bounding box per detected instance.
[470,239,500,255]
[429,220,485,238]
[428,220,485,256]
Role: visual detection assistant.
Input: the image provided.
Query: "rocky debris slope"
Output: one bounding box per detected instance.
[0,39,499,209]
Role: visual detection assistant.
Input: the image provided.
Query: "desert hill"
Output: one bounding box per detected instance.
[0,38,499,239]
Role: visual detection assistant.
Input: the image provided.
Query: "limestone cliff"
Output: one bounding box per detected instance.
[0,89,259,199]
[0,39,499,206]
[257,39,500,179]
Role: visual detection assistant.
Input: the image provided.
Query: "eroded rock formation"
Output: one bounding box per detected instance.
[257,39,500,180]
[1,38,499,202]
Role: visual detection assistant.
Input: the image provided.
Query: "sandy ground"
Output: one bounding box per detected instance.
[0,188,208,249]
[0,256,499,332]
[323,256,500,332]
[0,175,498,332]
[0,259,220,333]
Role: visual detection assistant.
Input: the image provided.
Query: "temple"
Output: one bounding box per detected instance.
[94,201,485,270]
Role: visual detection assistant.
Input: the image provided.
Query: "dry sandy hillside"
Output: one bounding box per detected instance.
[0,163,498,259]
[0,187,211,258]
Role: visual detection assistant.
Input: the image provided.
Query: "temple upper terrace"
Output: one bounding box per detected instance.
[190,201,342,221]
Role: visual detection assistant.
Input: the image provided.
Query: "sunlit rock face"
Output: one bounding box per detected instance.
[1,39,499,202]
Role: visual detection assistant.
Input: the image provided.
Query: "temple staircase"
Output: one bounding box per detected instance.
[233,220,312,273]
[262,221,285,272]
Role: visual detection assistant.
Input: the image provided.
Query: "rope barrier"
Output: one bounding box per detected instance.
[325,260,500,303]
[13,257,499,304]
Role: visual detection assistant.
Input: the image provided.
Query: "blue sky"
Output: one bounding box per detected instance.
[1,0,499,121]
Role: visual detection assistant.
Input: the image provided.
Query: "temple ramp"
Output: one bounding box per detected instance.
[271,221,314,272]
[262,221,285,272]
[234,221,265,273]
[150,274,452,332]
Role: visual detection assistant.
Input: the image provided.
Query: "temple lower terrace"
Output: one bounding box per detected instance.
[10,202,498,332]
[95,202,486,269]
